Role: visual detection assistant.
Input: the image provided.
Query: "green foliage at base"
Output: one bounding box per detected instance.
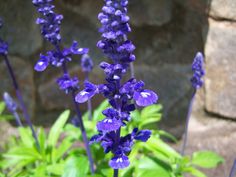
[0,101,224,177]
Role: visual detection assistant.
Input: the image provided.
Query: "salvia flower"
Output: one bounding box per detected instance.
[32,0,95,173]
[76,0,158,171]
[191,52,205,89]
[181,52,205,156]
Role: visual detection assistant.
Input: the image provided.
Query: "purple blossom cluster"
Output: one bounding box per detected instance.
[32,0,95,173]
[32,0,88,94]
[191,52,205,89]
[75,0,158,170]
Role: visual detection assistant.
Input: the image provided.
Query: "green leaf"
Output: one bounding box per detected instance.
[47,163,65,175]
[33,164,47,177]
[192,151,224,168]
[18,128,35,147]
[52,136,74,162]
[139,116,161,128]
[62,156,89,177]
[37,128,46,157]
[141,104,162,119]
[137,156,171,177]
[48,110,70,147]
[158,130,177,142]
[184,167,207,177]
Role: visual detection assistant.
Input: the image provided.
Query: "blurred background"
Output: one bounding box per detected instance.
[0,0,235,176]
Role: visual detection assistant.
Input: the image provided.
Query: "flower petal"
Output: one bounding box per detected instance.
[109,155,130,169]
[134,130,151,142]
[97,118,122,132]
[34,59,49,72]
[133,89,158,107]
[75,90,95,103]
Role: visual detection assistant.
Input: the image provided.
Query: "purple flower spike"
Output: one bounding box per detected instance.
[134,89,158,107]
[97,118,122,132]
[191,52,205,89]
[91,0,158,173]
[109,155,130,169]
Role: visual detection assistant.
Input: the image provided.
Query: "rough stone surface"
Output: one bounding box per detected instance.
[129,0,172,26]
[204,19,236,119]
[58,0,103,27]
[131,1,204,65]
[0,0,42,56]
[134,64,193,138]
[0,56,35,117]
[178,110,236,177]
[210,0,236,21]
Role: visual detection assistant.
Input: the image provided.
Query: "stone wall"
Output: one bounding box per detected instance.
[0,0,235,133]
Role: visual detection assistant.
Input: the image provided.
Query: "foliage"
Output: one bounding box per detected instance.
[0,100,224,177]
[65,100,224,177]
[0,110,84,177]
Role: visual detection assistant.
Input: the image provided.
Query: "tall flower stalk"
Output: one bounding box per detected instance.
[76,0,158,176]
[0,18,40,151]
[32,0,94,173]
[81,54,94,120]
[180,52,205,155]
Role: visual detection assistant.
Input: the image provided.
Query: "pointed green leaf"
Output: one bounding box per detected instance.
[192,151,224,168]
[48,110,70,147]
[62,156,89,177]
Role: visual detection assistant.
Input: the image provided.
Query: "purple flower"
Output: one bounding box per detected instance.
[57,74,79,94]
[109,155,130,169]
[133,90,158,107]
[191,52,205,89]
[134,129,152,142]
[81,54,94,73]
[75,81,98,103]
[97,118,122,132]
[87,0,158,170]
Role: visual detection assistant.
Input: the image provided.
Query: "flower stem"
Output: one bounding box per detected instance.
[180,89,196,156]
[71,90,95,174]
[13,111,23,127]
[130,62,135,78]
[114,169,119,177]
[61,62,94,174]
[85,73,93,121]
[3,55,40,151]
[229,159,236,177]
